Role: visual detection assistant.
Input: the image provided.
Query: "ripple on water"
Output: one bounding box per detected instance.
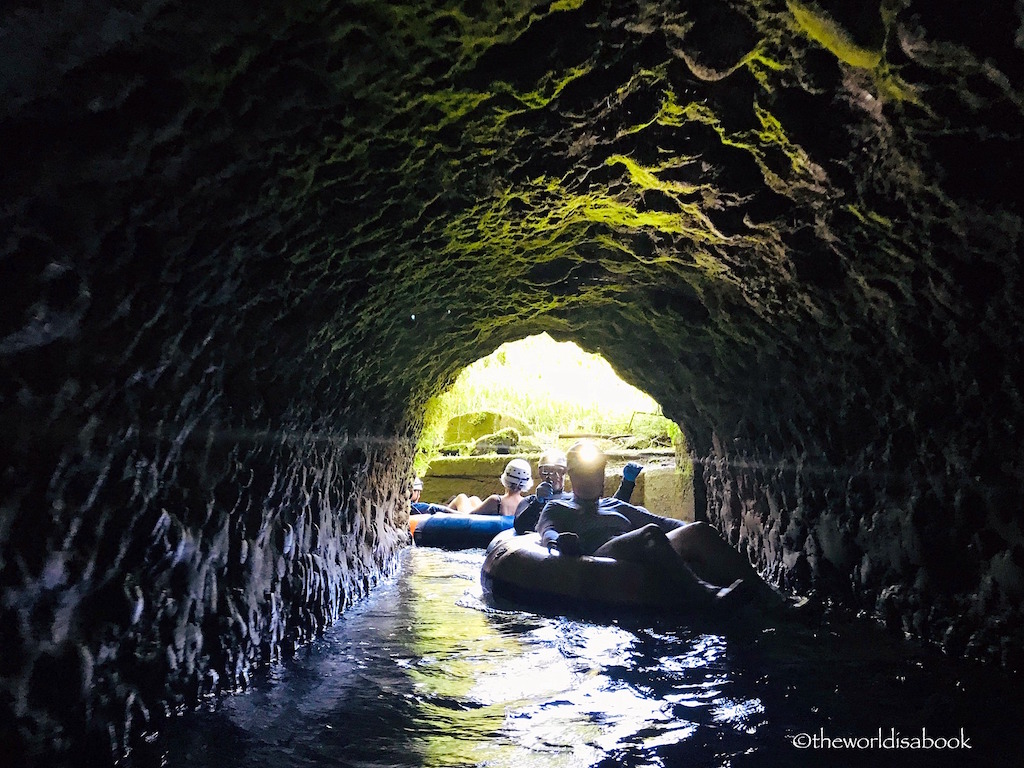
[162,546,1021,768]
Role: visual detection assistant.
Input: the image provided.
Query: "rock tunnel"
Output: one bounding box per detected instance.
[1,0,1022,763]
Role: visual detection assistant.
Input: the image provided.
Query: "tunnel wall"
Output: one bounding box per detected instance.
[699,437,1023,667]
[1,2,420,757]
[2,0,1023,764]
[1,331,412,765]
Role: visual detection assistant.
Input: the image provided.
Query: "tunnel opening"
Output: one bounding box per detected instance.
[413,331,697,521]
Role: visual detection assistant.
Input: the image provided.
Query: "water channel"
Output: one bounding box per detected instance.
[162,546,1019,767]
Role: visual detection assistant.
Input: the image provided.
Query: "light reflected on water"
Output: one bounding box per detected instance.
[163,546,1018,768]
[399,548,770,768]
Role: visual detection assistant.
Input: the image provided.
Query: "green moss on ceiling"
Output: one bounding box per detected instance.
[787,0,882,70]
[115,0,1018,455]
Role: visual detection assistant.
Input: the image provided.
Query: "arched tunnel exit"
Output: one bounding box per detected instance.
[412,332,697,518]
[1,0,1022,765]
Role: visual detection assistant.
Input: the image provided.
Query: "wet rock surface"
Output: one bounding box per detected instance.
[1,0,1022,764]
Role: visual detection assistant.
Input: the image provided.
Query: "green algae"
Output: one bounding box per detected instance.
[742,47,789,92]
[418,89,494,128]
[787,0,881,70]
[654,91,718,129]
[786,0,921,105]
[548,0,587,11]
[651,89,827,198]
[870,63,923,106]
[845,204,894,231]
[605,154,704,197]
[493,61,596,110]
[753,102,827,187]
[439,172,738,297]
[562,192,720,243]
[603,155,735,247]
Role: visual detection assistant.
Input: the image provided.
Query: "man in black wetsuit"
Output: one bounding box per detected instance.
[537,441,794,612]
[513,449,643,534]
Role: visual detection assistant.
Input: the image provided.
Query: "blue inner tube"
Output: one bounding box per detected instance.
[410,513,514,550]
[481,530,682,613]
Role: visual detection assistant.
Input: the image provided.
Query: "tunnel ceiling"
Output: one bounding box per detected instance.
[3,0,1021,459]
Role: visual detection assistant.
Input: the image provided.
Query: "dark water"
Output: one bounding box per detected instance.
[163,547,1019,768]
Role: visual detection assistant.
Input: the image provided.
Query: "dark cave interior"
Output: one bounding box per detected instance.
[1,0,1022,763]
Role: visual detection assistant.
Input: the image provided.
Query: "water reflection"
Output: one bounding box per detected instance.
[163,547,1019,768]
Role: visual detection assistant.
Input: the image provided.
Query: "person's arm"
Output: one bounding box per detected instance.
[623,503,684,533]
[514,497,542,533]
[536,503,559,545]
[515,481,555,533]
[537,503,582,555]
[612,462,643,502]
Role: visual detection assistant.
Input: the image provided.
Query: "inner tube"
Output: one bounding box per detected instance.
[410,513,514,550]
[481,530,682,613]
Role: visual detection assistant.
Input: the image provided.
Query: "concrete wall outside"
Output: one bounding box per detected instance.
[641,467,695,523]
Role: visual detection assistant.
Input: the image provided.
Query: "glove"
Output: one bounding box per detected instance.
[623,462,643,482]
[555,532,582,557]
[535,481,554,502]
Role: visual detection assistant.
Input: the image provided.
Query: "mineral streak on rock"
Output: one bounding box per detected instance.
[1,0,1022,763]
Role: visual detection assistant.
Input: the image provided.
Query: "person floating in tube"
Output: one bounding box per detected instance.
[537,441,805,614]
[410,478,457,515]
[513,448,643,534]
[446,458,534,517]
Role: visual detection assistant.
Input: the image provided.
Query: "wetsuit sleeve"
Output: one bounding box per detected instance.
[622,504,684,533]
[537,501,574,547]
[514,496,543,534]
[612,478,635,502]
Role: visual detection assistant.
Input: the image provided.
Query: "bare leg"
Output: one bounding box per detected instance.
[449,494,483,513]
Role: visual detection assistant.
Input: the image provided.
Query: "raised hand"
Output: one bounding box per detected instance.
[536,480,554,502]
[623,462,643,482]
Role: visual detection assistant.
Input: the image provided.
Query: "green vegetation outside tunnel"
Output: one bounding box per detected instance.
[414,333,686,476]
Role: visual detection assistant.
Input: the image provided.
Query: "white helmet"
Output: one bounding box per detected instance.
[538,449,568,470]
[500,458,533,492]
[412,478,423,491]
